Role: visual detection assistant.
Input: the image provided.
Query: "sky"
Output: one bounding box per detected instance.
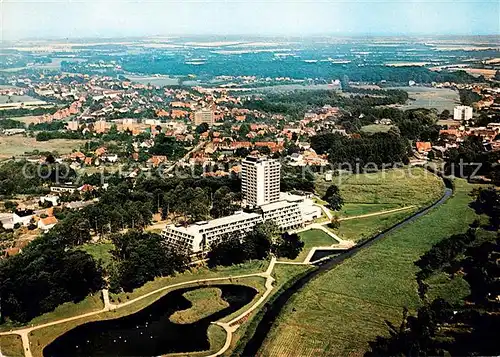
[1,0,499,41]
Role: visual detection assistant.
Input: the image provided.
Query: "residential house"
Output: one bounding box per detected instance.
[38,216,58,231]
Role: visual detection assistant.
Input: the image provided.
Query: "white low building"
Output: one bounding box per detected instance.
[40,195,59,206]
[280,192,322,223]
[259,200,303,231]
[161,211,263,254]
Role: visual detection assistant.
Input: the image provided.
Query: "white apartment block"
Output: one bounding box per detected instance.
[193,109,215,126]
[161,211,263,253]
[260,200,303,231]
[454,105,473,121]
[242,156,281,208]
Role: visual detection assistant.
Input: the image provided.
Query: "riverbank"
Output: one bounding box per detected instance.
[257,179,480,356]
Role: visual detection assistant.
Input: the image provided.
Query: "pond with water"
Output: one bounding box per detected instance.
[43,284,256,357]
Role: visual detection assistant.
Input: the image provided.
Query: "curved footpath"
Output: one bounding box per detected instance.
[0,185,452,357]
[241,186,453,356]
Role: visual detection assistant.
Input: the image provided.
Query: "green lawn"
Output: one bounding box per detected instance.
[333,209,418,243]
[79,242,114,268]
[361,124,395,134]
[0,335,24,357]
[259,179,480,357]
[426,272,471,306]
[285,229,338,262]
[339,203,403,217]
[316,167,444,210]
[0,294,104,333]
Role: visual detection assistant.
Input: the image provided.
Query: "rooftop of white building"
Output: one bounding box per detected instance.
[166,210,262,235]
[259,199,300,212]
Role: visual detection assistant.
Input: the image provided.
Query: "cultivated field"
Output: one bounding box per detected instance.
[389,86,460,112]
[259,180,480,357]
[0,95,39,104]
[0,136,85,159]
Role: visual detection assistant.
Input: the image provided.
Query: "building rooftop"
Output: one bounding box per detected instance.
[259,199,299,212]
[167,211,262,235]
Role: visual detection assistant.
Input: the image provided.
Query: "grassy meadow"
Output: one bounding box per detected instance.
[289,229,339,262]
[316,167,444,219]
[169,287,229,324]
[0,335,24,357]
[333,209,419,243]
[0,136,85,159]
[259,179,481,357]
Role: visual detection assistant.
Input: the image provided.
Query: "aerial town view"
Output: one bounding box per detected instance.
[0,1,499,356]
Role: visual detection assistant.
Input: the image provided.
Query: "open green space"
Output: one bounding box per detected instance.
[288,229,338,262]
[229,263,314,354]
[0,136,86,159]
[339,203,403,217]
[259,179,480,357]
[170,287,229,324]
[316,167,444,219]
[333,209,418,243]
[0,335,24,357]
[79,242,114,268]
[425,272,470,306]
[388,86,460,112]
[360,124,394,134]
[0,294,104,333]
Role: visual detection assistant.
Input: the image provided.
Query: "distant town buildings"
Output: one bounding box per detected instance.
[193,109,215,126]
[454,105,473,121]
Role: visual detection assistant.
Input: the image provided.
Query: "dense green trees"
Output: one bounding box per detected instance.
[323,185,344,211]
[281,165,316,192]
[459,89,482,106]
[470,188,500,230]
[311,132,410,167]
[0,119,24,129]
[0,107,58,118]
[149,133,187,160]
[207,221,304,266]
[273,232,305,259]
[211,186,240,219]
[445,136,500,180]
[0,160,77,196]
[109,230,189,292]
[0,235,104,323]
